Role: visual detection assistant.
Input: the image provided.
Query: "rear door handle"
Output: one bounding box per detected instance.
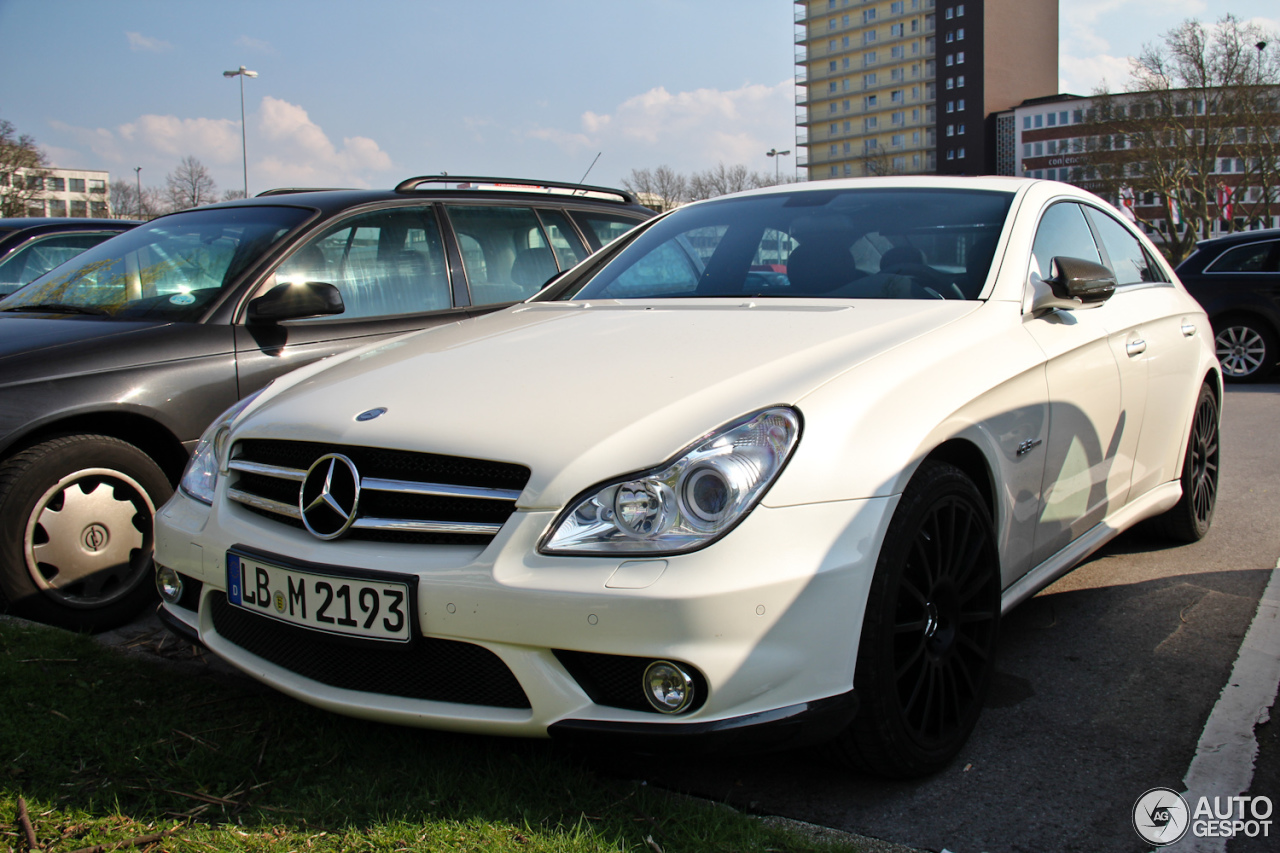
[1126,339,1147,356]
[1182,323,1197,337]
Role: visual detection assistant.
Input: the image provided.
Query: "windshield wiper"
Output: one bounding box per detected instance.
[1,303,110,315]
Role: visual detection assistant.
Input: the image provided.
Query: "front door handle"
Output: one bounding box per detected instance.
[1126,339,1147,356]
[1182,323,1197,337]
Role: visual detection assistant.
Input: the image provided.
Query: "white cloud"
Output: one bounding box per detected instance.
[254,96,392,186]
[529,80,795,173]
[118,115,242,162]
[1059,53,1135,95]
[126,31,172,52]
[234,35,273,53]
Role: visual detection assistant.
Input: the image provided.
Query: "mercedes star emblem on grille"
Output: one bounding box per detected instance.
[300,453,362,540]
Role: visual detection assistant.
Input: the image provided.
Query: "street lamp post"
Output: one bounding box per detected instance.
[222,65,259,197]
[133,167,142,218]
[766,148,792,183]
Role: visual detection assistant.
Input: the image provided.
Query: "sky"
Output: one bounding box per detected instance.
[1,0,1278,197]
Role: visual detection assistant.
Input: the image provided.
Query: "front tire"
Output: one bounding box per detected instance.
[836,460,1001,778]
[0,435,172,632]
[1152,383,1220,543]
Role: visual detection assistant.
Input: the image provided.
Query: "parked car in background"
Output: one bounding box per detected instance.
[1175,228,1280,382]
[0,177,652,632]
[155,176,1220,776]
[0,217,141,296]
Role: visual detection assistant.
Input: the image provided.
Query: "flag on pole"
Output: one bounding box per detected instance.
[1118,186,1136,222]
[1216,182,1234,223]
[1168,195,1182,227]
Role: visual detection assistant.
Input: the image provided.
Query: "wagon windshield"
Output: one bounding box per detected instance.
[561,187,1014,301]
[0,205,311,321]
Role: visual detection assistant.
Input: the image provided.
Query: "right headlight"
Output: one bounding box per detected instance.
[179,388,268,504]
[540,407,801,555]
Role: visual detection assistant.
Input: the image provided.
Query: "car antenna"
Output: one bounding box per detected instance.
[576,153,602,193]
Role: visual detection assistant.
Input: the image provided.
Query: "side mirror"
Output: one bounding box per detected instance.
[1029,256,1117,315]
[247,281,344,323]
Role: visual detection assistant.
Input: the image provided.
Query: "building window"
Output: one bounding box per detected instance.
[957,124,965,134]
[892,89,904,103]
[863,8,876,22]
[843,121,851,131]
[911,19,919,33]
[946,55,954,66]
[890,23,903,36]
[844,163,853,176]
[843,99,851,110]
[1023,142,1031,157]
[26,175,43,190]
[829,18,837,30]
[89,179,106,194]
[891,45,904,59]
[946,125,954,136]
[891,66,904,80]
[1059,110,1069,124]
[831,166,839,177]
[829,103,838,114]
[1023,116,1031,130]
[830,61,838,72]
[893,156,906,171]
[843,142,852,153]
[956,51,965,63]
[913,131,920,144]
[957,98,965,110]
[830,144,838,155]
[945,7,954,19]
[946,32,954,42]
[946,101,954,113]
[1034,142,1043,156]
[892,111,905,125]
[946,78,954,89]
[28,201,45,216]
[865,72,877,86]
[865,94,878,107]
[891,0,904,13]
[1047,112,1057,126]
[830,122,839,134]
[865,116,878,130]
[843,57,851,68]
[947,150,955,160]
[842,14,850,25]
[864,30,877,44]
[47,177,66,192]
[892,134,904,147]
[1034,114,1043,128]
[70,200,87,216]
[46,199,67,216]
[956,75,964,87]
[90,202,109,217]
[956,28,964,39]
[957,147,966,158]
[865,138,879,151]
[843,35,851,47]
[864,51,877,66]
[830,81,838,93]
[1073,109,1083,123]
[957,3,965,14]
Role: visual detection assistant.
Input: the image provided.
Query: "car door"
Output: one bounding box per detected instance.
[234,204,464,397]
[1084,205,1205,500]
[1021,200,1128,567]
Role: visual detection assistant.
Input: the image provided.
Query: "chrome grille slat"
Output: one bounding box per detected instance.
[228,489,303,520]
[350,518,504,535]
[228,459,307,482]
[361,476,522,501]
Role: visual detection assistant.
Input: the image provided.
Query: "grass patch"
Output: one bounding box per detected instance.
[1,619,864,852]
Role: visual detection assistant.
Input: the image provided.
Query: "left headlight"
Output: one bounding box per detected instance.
[179,388,268,505]
[540,407,801,555]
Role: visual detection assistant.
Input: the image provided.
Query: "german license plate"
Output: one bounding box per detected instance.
[226,552,412,642]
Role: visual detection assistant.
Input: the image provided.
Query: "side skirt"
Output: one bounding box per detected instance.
[1000,480,1182,614]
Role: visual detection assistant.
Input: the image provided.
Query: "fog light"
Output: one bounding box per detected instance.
[156,565,183,604]
[643,660,695,714]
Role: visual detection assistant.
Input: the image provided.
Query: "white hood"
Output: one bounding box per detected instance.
[235,298,978,508]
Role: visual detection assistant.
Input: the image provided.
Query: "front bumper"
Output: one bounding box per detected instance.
[156,486,896,743]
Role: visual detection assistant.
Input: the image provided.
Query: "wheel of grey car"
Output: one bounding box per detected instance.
[835,460,1001,778]
[0,435,172,632]
[1152,383,1220,543]
[1214,317,1277,382]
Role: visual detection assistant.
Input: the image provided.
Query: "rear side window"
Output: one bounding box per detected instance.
[1205,240,1279,273]
[570,211,642,249]
[446,205,560,305]
[0,232,119,294]
[1084,207,1164,285]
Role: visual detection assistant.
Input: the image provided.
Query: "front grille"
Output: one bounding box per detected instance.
[227,439,530,545]
[554,650,708,714]
[210,593,530,708]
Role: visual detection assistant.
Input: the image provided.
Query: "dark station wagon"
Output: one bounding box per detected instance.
[0,176,653,631]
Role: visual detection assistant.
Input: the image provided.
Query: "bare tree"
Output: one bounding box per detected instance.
[110,180,163,220]
[1078,15,1280,262]
[0,118,50,217]
[221,189,247,201]
[165,156,218,211]
[621,165,688,212]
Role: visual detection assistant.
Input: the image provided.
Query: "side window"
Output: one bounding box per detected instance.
[535,209,589,269]
[1084,207,1163,285]
[1205,241,1280,273]
[446,205,559,306]
[276,206,450,321]
[0,232,119,294]
[569,211,642,249]
[1030,202,1101,282]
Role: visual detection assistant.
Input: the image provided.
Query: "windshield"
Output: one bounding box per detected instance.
[0,206,312,321]
[562,187,1014,301]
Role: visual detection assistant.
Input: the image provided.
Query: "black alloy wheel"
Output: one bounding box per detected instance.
[836,460,1001,778]
[1153,383,1220,543]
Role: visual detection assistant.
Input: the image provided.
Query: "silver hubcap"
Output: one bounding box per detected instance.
[24,468,155,608]
[1215,326,1267,377]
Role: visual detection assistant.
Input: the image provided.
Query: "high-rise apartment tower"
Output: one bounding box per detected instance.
[794,0,1058,179]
